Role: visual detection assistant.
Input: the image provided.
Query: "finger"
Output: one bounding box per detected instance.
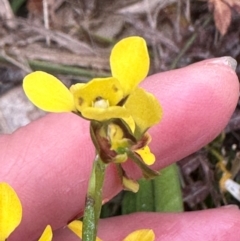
[123,57,239,177]
[147,57,239,169]
[52,206,240,241]
[3,57,238,240]
[4,114,97,241]
[97,206,240,241]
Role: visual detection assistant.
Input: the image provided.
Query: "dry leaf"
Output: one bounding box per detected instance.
[0,0,14,20]
[208,0,240,35]
[227,0,240,12]
[27,0,44,16]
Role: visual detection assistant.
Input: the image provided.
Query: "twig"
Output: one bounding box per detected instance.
[0,0,14,19]
[124,16,179,52]
[0,0,15,28]
[170,16,212,69]
[43,0,50,46]
[144,0,161,71]
[16,18,94,55]
[0,50,31,73]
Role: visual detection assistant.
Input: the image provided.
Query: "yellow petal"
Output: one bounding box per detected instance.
[135,146,155,165]
[23,71,75,112]
[69,83,85,94]
[111,138,129,154]
[113,153,128,163]
[110,36,149,95]
[108,123,124,141]
[0,183,22,241]
[68,220,102,241]
[38,225,53,241]
[122,177,139,193]
[125,88,162,135]
[123,229,155,241]
[68,220,82,239]
[111,139,129,152]
[122,116,135,133]
[81,106,130,121]
[72,77,123,112]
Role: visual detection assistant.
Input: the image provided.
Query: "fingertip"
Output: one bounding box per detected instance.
[141,57,239,169]
[198,56,237,72]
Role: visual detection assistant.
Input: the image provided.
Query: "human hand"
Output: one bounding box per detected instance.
[1,57,239,241]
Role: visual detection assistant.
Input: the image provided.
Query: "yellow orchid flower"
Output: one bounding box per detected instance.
[0,182,22,241]
[38,225,53,241]
[123,229,155,241]
[23,36,162,178]
[23,36,156,124]
[68,220,102,241]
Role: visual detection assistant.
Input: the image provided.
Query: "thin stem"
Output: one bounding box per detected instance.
[82,155,107,241]
[0,55,110,79]
[170,15,211,69]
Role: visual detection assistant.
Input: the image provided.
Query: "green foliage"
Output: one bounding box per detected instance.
[10,0,26,13]
[122,163,183,214]
[153,163,183,212]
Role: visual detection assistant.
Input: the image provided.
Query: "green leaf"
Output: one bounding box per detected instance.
[122,191,137,214]
[153,163,183,212]
[121,179,155,214]
[136,179,155,212]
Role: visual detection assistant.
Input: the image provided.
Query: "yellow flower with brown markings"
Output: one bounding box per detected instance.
[23,36,162,168]
[23,36,161,127]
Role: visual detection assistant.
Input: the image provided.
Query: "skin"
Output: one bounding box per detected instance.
[1,57,239,241]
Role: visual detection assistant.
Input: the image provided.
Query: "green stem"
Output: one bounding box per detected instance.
[29,60,108,78]
[82,155,107,241]
[0,55,109,79]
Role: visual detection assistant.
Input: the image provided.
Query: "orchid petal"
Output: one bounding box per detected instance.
[82,106,130,121]
[68,220,102,241]
[123,229,155,241]
[23,71,75,112]
[0,183,22,241]
[38,225,53,241]
[135,146,155,165]
[125,88,162,135]
[110,37,149,95]
[72,77,123,112]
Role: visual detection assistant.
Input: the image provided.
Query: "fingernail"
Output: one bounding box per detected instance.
[220,204,239,210]
[208,56,237,71]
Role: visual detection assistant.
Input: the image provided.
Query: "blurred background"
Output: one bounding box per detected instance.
[0,0,240,216]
